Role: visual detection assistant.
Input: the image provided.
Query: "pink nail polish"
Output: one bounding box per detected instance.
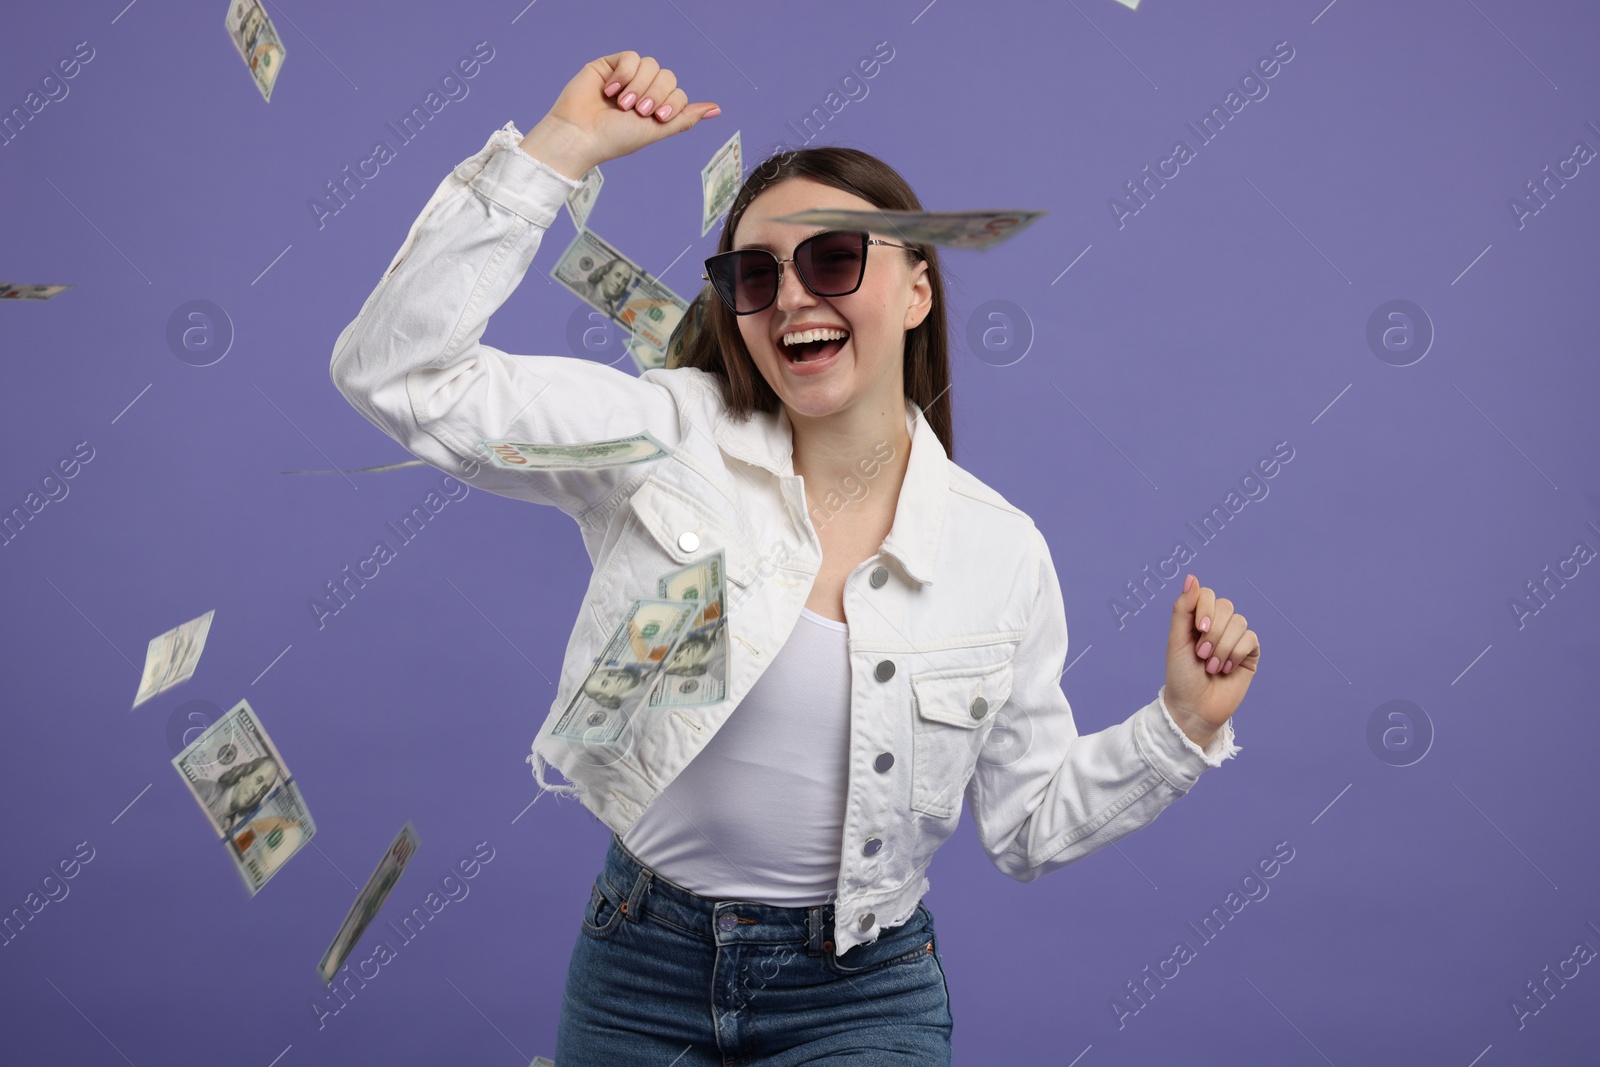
[638,98,654,114]
[1199,616,1210,633]
[604,82,621,96]
[656,104,672,119]
[1223,660,1232,673]
[619,91,636,109]
[1198,642,1212,659]
[1208,657,1220,673]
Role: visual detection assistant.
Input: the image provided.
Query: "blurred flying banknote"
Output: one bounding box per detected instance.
[550,229,689,355]
[664,284,713,370]
[627,334,667,373]
[318,822,419,983]
[477,431,672,471]
[552,598,699,745]
[701,130,742,236]
[649,550,729,708]
[0,283,74,300]
[224,0,287,102]
[133,609,216,709]
[566,166,604,230]
[769,207,1048,251]
[226,780,316,896]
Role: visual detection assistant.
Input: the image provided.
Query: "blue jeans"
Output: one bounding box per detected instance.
[554,834,954,1065]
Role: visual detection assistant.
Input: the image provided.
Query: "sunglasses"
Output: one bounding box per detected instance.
[701,230,925,316]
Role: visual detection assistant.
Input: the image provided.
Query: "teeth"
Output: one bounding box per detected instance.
[782,328,849,346]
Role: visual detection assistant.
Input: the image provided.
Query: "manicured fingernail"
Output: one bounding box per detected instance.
[1208,656,1221,673]
[1223,660,1233,673]
[656,103,672,119]
[1198,642,1212,659]
[1199,616,1210,633]
[619,91,636,109]
[638,97,654,114]
[604,81,621,96]
[705,105,722,117]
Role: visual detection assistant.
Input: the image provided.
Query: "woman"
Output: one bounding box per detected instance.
[330,50,1260,1066]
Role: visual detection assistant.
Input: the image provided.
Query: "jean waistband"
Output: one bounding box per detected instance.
[600,833,842,954]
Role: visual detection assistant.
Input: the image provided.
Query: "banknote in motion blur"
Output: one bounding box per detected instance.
[769,207,1048,251]
[0,283,74,300]
[319,822,419,983]
[478,431,672,471]
[664,284,713,370]
[552,598,700,745]
[701,130,742,237]
[173,698,315,895]
[224,0,287,102]
[566,165,603,230]
[649,553,728,708]
[550,228,688,369]
[133,609,215,709]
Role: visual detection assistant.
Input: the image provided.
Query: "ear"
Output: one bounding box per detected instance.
[902,258,933,332]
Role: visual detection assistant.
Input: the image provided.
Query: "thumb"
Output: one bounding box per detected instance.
[1168,573,1200,652]
[657,101,722,138]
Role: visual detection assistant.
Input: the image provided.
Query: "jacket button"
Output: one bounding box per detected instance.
[970,696,988,719]
[873,752,894,773]
[870,565,888,588]
[858,912,875,931]
[863,838,883,856]
[678,531,700,553]
[874,660,895,682]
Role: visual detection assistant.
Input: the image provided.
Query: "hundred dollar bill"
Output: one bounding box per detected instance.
[649,551,729,708]
[223,0,286,103]
[0,283,75,300]
[626,334,667,373]
[614,273,688,353]
[173,698,294,838]
[134,610,216,710]
[226,779,316,896]
[565,165,604,230]
[318,822,419,983]
[477,431,672,471]
[664,284,713,370]
[701,130,742,236]
[769,206,1048,251]
[550,229,644,321]
[552,598,699,745]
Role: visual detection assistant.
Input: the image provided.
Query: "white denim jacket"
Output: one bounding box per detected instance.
[329,122,1241,956]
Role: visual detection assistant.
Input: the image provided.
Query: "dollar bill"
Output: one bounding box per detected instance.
[477,431,672,471]
[133,610,216,710]
[552,598,699,745]
[701,130,742,236]
[565,165,604,230]
[223,0,287,102]
[318,822,419,983]
[615,273,688,353]
[226,779,316,896]
[173,698,294,838]
[649,551,729,708]
[0,283,74,300]
[664,284,713,370]
[626,334,667,373]
[769,206,1048,251]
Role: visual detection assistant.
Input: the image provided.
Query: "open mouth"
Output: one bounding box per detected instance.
[782,328,850,364]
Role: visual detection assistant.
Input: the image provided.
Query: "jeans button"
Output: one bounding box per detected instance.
[970,696,988,719]
[874,752,894,773]
[717,913,737,932]
[870,565,888,588]
[858,912,875,931]
[863,837,883,856]
[874,659,895,682]
[678,531,700,553]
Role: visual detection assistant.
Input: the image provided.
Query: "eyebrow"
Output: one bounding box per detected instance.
[733,227,831,253]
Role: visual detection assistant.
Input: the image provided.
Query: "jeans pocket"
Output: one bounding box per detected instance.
[825,907,936,977]
[580,877,627,940]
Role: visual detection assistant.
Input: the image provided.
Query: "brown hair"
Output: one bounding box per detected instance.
[676,144,955,460]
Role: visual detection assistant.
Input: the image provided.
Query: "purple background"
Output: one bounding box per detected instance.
[3,0,1599,1063]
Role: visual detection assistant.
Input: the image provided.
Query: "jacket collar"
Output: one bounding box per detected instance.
[712,392,948,586]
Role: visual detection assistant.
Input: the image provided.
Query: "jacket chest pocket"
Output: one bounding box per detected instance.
[909,660,1014,819]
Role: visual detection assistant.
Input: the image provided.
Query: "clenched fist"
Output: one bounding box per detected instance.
[519,50,722,181]
[1164,573,1260,748]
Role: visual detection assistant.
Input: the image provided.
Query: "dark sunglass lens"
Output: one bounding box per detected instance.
[733,253,778,313]
[798,232,865,295]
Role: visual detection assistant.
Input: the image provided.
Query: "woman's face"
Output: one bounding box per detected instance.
[598,261,632,302]
[730,177,931,427]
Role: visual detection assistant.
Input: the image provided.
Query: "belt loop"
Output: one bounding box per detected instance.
[624,866,652,923]
[807,905,825,956]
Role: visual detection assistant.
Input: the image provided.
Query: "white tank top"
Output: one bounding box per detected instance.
[621,606,851,905]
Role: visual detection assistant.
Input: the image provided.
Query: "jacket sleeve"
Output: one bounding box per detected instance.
[328,121,686,522]
[965,524,1240,881]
